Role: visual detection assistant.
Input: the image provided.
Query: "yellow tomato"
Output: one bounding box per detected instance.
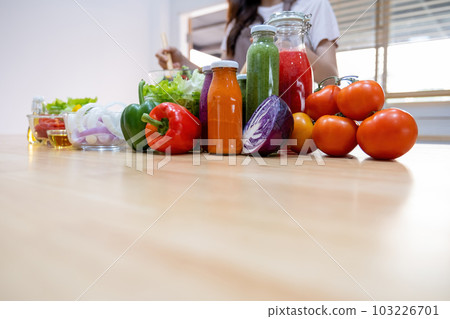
[72,104,82,112]
[290,112,315,154]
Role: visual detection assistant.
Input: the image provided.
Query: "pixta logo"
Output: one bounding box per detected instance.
[125,132,324,175]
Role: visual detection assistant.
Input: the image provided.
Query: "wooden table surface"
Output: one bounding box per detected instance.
[1,136,449,301]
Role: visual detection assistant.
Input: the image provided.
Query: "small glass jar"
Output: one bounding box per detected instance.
[237,74,247,129]
[207,60,242,155]
[47,130,72,148]
[267,11,313,113]
[245,25,279,125]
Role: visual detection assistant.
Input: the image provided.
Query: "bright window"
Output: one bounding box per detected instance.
[331,0,450,100]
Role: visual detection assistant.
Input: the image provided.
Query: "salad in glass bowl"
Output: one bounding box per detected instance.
[143,68,205,117]
[27,96,97,144]
[27,114,65,141]
[64,102,126,151]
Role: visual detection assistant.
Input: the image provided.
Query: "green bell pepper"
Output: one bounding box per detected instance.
[120,80,157,151]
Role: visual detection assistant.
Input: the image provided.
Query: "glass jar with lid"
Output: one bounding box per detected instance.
[267,11,313,113]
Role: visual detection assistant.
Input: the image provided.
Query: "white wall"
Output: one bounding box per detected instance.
[0,0,169,135]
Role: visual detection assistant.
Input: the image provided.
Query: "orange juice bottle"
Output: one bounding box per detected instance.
[207,60,242,155]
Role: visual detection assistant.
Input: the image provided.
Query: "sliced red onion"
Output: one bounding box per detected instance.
[77,126,112,138]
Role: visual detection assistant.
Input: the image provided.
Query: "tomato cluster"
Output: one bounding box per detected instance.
[34,118,65,138]
[294,77,418,160]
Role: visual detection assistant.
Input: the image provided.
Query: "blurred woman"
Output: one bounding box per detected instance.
[155,0,339,81]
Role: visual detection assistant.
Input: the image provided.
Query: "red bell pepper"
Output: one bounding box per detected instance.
[141,102,201,154]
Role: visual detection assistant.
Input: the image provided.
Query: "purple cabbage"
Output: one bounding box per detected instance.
[199,69,213,143]
[242,95,294,156]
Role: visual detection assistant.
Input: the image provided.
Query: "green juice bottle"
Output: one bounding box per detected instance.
[245,25,279,125]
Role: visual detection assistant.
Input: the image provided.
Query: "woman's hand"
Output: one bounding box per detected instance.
[306,40,339,83]
[155,47,198,70]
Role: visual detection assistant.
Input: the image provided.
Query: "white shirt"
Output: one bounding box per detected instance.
[221,0,340,52]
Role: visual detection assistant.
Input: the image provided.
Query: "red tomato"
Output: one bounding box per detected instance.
[337,80,385,121]
[312,115,358,157]
[357,108,418,160]
[34,118,65,138]
[305,85,340,121]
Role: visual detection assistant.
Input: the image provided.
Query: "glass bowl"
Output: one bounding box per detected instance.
[47,129,72,149]
[63,103,126,151]
[27,114,65,142]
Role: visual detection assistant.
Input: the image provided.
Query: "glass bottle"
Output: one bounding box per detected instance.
[237,74,247,129]
[199,65,213,151]
[245,25,279,125]
[207,60,242,155]
[27,96,46,144]
[267,11,313,114]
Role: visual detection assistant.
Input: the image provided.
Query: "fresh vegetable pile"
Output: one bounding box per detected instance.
[142,68,205,117]
[121,73,201,154]
[302,76,418,160]
[238,76,417,160]
[32,68,418,162]
[121,75,417,160]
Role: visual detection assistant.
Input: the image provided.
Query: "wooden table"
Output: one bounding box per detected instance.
[1,136,449,301]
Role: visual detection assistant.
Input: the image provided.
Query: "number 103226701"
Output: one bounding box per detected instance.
[372,305,438,316]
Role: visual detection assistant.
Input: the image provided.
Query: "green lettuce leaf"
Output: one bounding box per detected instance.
[46,97,98,114]
[142,69,204,117]
[66,97,97,107]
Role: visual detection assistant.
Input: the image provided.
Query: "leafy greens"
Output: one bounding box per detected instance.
[46,97,98,114]
[142,69,205,117]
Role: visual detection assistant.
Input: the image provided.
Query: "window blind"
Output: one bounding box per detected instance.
[389,0,450,44]
[330,0,450,50]
[331,0,377,51]
[330,0,450,96]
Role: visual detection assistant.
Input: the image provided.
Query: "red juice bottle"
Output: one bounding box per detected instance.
[267,11,313,114]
